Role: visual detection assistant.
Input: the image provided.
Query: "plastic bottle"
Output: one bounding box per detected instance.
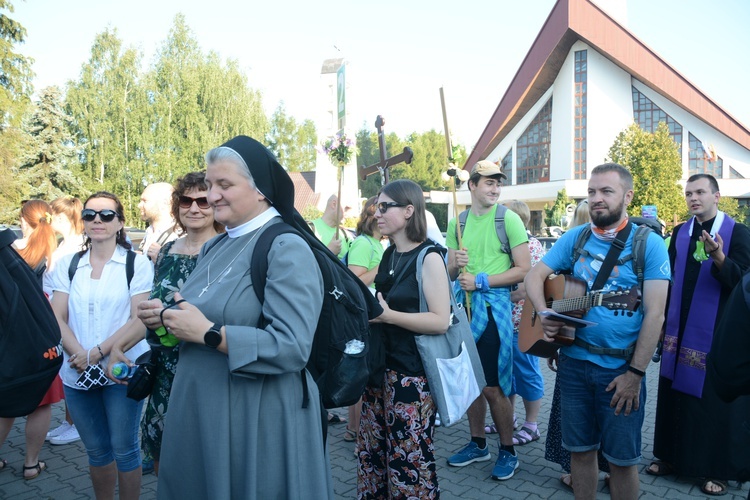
[111,362,136,380]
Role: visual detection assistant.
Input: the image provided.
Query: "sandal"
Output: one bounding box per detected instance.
[327,413,346,425]
[23,461,46,480]
[484,423,498,434]
[700,478,728,496]
[343,427,357,442]
[645,460,675,476]
[512,425,540,445]
[0,458,7,472]
[560,473,573,492]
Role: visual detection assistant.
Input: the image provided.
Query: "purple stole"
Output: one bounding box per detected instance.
[661,215,735,398]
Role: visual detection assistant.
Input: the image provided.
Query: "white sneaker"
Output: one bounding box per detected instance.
[46,421,72,441]
[50,424,81,445]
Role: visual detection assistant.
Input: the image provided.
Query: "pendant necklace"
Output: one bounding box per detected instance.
[389,250,404,276]
[199,228,262,297]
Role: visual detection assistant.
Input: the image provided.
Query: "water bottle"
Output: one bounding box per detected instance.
[111,362,137,380]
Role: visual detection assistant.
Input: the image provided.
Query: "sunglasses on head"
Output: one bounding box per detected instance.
[81,209,119,222]
[179,195,210,209]
[376,202,407,214]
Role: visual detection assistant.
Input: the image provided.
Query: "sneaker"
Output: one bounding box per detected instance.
[434,413,441,427]
[46,421,72,441]
[447,442,491,467]
[491,449,519,481]
[142,458,154,475]
[49,424,81,445]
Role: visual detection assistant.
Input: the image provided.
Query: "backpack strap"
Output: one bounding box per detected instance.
[571,225,593,271]
[68,249,136,290]
[250,223,297,305]
[630,225,651,294]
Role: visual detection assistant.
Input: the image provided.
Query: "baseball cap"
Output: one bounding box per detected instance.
[471,160,507,179]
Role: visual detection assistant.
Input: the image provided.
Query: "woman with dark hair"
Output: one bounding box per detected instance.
[138,137,332,499]
[47,191,153,499]
[111,171,222,476]
[358,179,451,499]
[0,199,62,479]
[343,196,385,442]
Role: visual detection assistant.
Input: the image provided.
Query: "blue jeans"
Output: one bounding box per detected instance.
[558,354,646,467]
[64,384,144,471]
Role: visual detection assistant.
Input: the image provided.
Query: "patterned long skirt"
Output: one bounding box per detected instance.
[357,369,439,499]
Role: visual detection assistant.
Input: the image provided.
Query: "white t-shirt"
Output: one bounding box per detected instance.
[46,245,154,388]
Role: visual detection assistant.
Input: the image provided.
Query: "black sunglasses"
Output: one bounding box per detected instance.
[376,202,407,214]
[81,209,119,222]
[179,195,210,209]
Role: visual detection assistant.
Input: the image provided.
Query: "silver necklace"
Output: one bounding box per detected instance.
[199,229,262,297]
[389,250,404,276]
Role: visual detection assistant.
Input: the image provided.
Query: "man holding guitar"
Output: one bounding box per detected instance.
[525,163,670,500]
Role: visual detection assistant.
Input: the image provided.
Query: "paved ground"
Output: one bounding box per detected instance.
[1,361,747,499]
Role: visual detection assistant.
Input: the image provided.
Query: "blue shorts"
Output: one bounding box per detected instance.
[510,330,544,401]
[64,384,144,471]
[558,354,646,466]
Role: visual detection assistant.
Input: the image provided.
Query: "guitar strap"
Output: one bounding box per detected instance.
[575,222,635,361]
[591,223,632,291]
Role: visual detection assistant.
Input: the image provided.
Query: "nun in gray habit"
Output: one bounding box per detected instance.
[144,136,333,499]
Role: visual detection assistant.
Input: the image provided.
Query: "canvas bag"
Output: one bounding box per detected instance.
[412,245,486,427]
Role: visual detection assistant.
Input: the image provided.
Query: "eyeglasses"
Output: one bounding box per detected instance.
[179,195,210,209]
[376,202,407,214]
[81,209,119,222]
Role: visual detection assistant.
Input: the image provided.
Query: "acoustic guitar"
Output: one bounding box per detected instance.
[518,274,641,358]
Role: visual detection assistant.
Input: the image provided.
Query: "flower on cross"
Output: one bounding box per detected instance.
[321,132,356,166]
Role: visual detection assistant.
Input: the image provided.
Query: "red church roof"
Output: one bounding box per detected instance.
[464,0,750,169]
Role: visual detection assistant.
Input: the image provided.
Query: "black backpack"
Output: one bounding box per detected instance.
[0,229,63,418]
[249,221,378,410]
[68,249,136,288]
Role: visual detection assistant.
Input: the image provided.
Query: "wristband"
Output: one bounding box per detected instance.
[627,365,646,377]
[475,272,490,292]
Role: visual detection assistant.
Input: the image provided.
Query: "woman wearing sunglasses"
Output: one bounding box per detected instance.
[47,191,153,500]
[358,179,451,499]
[110,172,222,476]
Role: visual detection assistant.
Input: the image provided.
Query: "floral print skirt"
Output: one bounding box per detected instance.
[357,369,439,499]
[141,347,179,462]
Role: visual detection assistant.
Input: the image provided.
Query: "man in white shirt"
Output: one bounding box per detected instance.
[138,182,178,261]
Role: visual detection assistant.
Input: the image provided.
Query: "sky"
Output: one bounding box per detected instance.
[10,0,750,151]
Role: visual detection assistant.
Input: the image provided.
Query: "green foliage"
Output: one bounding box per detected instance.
[718,196,747,223]
[544,188,574,227]
[300,204,322,221]
[266,103,317,171]
[606,122,684,230]
[18,86,86,200]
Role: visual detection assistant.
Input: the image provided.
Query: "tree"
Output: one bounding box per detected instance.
[544,188,574,228]
[18,86,85,200]
[0,0,33,222]
[267,103,317,171]
[607,122,684,229]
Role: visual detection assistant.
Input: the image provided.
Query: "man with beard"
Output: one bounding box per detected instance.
[525,163,670,499]
[648,173,750,496]
[446,160,530,481]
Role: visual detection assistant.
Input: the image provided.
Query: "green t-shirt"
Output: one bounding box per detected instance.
[312,218,350,259]
[445,204,528,276]
[347,234,385,289]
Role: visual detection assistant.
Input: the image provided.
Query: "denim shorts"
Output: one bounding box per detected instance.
[510,330,544,401]
[558,354,646,466]
[64,384,144,471]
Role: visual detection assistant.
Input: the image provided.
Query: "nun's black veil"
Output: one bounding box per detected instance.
[218,135,382,319]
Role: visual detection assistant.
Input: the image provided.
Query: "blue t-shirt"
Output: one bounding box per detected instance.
[542,223,671,368]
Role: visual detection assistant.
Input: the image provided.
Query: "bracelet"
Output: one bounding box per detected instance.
[627,365,646,377]
[96,344,104,359]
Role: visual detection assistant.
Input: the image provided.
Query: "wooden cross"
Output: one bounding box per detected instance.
[358,115,414,184]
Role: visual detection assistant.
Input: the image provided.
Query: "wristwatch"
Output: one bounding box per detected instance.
[203,323,223,349]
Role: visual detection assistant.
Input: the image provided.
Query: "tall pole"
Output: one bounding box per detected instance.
[440,87,471,319]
